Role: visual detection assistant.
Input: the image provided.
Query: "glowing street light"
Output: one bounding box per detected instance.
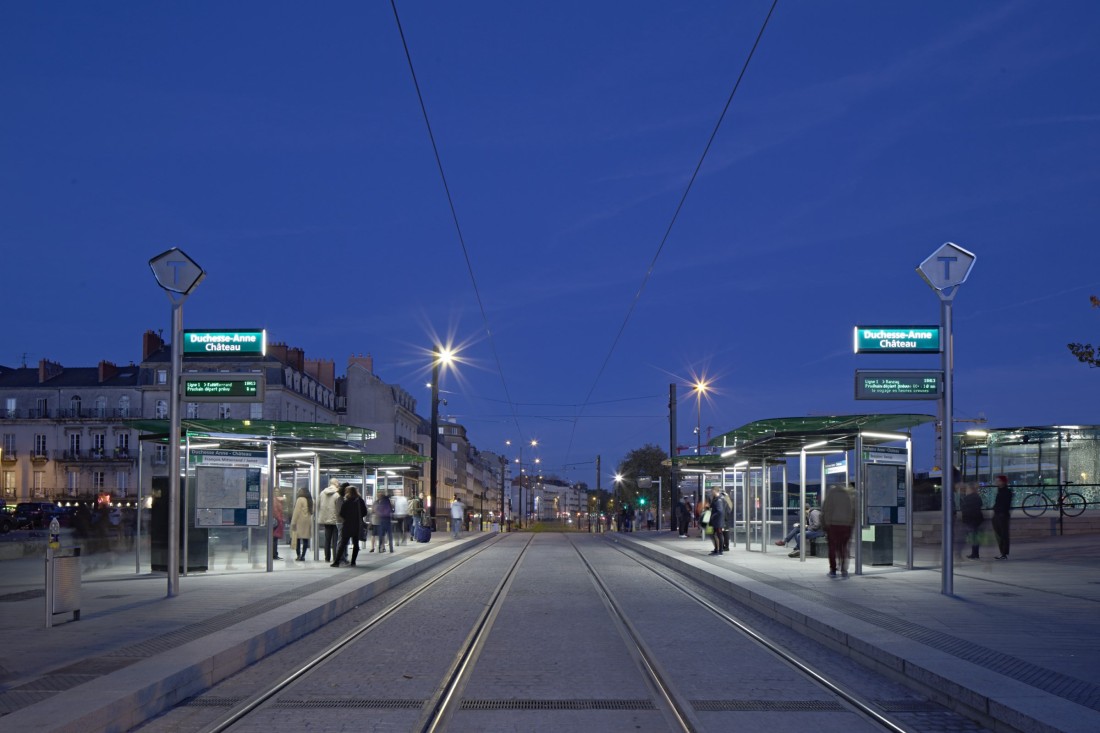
[428,346,455,531]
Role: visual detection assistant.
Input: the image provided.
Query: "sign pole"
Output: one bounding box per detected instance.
[916,242,975,598]
[148,248,205,598]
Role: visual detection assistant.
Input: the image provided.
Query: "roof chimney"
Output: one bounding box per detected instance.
[98,360,119,383]
[142,330,166,360]
[38,359,64,383]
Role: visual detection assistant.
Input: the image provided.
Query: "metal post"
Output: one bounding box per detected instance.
[853,442,862,575]
[906,435,914,569]
[136,439,144,575]
[798,449,807,562]
[429,355,440,532]
[167,301,182,596]
[182,432,190,577]
[669,384,678,514]
[266,439,274,572]
[942,297,955,594]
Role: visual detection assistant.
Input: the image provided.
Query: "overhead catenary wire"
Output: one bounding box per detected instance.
[389,0,526,442]
[564,0,781,463]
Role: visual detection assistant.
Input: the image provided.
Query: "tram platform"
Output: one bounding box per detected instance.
[0,528,1097,733]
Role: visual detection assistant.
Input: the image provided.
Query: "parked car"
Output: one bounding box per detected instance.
[13,502,57,530]
[0,505,15,533]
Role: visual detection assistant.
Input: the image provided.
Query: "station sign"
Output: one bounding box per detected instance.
[855,370,942,400]
[182,373,265,403]
[853,326,941,354]
[183,329,266,358]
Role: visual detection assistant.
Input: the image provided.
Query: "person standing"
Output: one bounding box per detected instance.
[334,485,366,567]
[375,490,394,553]
[317,479,343,564]
[707,488,725,556]
[271,495,285,560]
[674,496,690,538]
[450,494,465,539]
[821,484,855,578]
[291,487,314,561]
[959,483,985,560]
[392,491,410,546]
[992,475,1013,560]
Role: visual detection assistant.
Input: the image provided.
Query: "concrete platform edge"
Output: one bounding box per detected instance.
[1,533,495,733]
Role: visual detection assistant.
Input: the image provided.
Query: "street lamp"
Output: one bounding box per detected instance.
[429,346,454,532]
[692,378,710,505]
[508,438,537,529]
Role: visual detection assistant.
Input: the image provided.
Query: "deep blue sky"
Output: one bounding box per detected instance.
[3,1,1098,481]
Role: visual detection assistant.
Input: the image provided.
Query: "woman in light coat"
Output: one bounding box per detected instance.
[291,487,314,561]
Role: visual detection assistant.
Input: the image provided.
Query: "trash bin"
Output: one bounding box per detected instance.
[46,545,81,627]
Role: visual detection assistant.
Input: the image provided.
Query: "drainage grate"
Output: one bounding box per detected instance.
[13,674,97,692]
[876,699,948,713]
[461,699,656,711]
[692,699,846,712]
[185,696,244,708]
[275,698,424,709]
[984,591,1021,597]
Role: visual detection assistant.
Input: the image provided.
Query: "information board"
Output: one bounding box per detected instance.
[182,373,265,403]
[194,466,262,527]
[183,329,266,357]
[855,370,942,400]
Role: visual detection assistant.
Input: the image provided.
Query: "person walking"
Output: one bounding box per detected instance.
[992,474,1013,560]
[821,484,855,578]
[707,488,725,556]
[291,487,314,561]
[334,485,366,567]
[317,479,343,564]
[392,491,410,545]
[375,489,394,553]
[450,494,465,539]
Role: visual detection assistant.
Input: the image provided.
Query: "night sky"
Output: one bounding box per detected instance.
[3,1,1098,481]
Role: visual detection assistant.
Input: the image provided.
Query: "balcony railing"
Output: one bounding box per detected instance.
[0,408,134,420]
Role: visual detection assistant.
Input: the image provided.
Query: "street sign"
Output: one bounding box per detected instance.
[149,248,205,296]
[854,325,942,354]
[855,370,942,400]
[917,242,976,293]
[181,374,265,402]
[183,330,267,358]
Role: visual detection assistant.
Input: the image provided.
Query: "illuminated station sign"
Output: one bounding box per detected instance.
[182,374,265,403]
[853,326,941,354]
[855,370,942,400]
[183,330,267,357]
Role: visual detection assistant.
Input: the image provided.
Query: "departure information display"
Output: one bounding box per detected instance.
[182,374,265,402]
[854,370,941,400]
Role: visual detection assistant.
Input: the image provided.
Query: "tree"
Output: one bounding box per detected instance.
[616,444,671,508]
[1067,295,1100,367]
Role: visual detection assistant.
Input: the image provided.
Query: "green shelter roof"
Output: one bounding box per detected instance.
[667,414,935,470]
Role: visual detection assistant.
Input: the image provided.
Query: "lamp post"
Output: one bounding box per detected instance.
[428,347,453,532]
[693,378,710,505]
[508,438,537,529]
[498,454,507,532]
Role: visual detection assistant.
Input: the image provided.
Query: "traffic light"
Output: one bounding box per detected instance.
[639,497,647,506]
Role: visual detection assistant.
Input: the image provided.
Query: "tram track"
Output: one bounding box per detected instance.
[146,533,979,733]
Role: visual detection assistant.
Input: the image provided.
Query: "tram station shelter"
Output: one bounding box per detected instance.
[127,419,426,574]
[956,424,1100,511]
[671,413,936,573]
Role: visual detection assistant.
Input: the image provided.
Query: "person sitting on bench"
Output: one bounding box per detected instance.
[775,504,824,557]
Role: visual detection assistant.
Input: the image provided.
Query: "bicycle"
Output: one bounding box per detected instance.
[1020,486,1086,518]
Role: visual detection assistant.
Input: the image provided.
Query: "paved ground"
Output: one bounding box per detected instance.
[0,527,1096,733]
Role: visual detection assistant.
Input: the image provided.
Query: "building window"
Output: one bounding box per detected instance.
[118,396,131,418]
[4,398,14,418]
[2,433,14,453]
[69,433,81,457]
[70,395,82,417]
[92,471,105,491]
[156,369,168,385]
[35,397,48,418]
[3,471,14,498]
[219,403,232,419]
[95,396,107,417]
[34,434,47,456]
[116,433,129,452]
[33,471,45,496]
[154,445,168,465]
[249,402,263,420]
[156,399,168,419]
[67,471,79,494]
[117,472,129,494]
[186,402,199,418]
[92,433,106,453]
